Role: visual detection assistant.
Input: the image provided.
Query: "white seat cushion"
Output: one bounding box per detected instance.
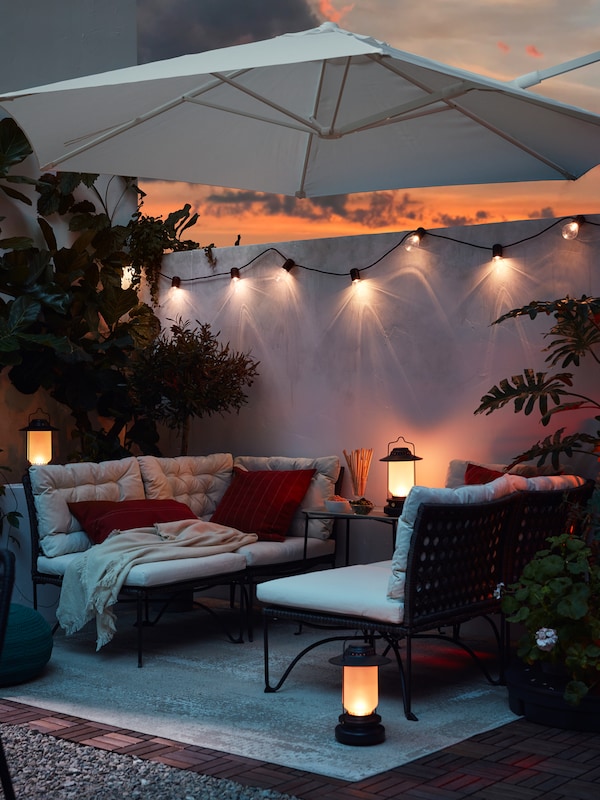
[236,537,335,567]
[38,551,247,587]
[257,562,403,624]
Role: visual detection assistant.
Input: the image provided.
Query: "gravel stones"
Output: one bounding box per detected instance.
[1,724,298,800]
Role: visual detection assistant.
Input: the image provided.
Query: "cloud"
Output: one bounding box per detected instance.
[137,0,319,63]
[201,188,426,229]
[525,44,543,58]
[318,1,354,25]
[529,206,555,219]
[497,41,510,54]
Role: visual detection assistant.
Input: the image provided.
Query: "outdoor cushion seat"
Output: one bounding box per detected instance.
[38,551,247,587]
[257,561,404,624]
[118,552,247,587]
[236,537,335,567]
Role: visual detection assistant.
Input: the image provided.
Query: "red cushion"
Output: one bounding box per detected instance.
[464,463,505,485]
[210,467,316,541]
[68,499,197,544]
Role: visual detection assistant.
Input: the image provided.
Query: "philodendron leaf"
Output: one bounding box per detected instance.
[0,235,34,250]
[7,294,42,329]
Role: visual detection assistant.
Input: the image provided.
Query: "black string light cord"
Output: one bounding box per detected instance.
[160,215,600,286]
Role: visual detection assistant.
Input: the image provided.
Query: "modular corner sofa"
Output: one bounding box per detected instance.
[257,471,595,720]
[23,452,341,665]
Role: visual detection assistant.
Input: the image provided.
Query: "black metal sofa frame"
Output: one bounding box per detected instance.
[261,480,595,721]
[22,467,344,666]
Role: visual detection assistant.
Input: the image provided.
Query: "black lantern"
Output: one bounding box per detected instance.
[330,643,390,746]
[20,409,58,465]
[380,436,422,517]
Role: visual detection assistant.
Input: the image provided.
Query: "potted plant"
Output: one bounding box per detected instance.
[126,318,260,456]
[499,503,599,695]
[477,294,600,728]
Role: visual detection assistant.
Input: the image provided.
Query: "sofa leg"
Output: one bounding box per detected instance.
[384,636,418,721]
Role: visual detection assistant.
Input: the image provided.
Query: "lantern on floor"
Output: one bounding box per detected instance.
[329,643,389,745]
[20,409,58,465]
[380,436,422,517]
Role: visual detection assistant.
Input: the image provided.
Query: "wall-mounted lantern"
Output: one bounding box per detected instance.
[20,409,58,465]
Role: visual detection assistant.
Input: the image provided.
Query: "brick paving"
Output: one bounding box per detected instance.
[2,698,600,799]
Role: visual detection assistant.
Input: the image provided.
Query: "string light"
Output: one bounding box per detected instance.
[561,215,585,240]
[404,227,426,251]
[171,276,181,288]
[158,216,599,291]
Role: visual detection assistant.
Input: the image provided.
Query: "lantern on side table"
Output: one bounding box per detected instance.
[380,436,422,517]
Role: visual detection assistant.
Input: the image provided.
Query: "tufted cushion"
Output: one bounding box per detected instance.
[233,455,340,539]
[211,467,315,541]
[29,458,145,549]
[387,473,528,600]
[68,498,197,544]
[138,454,233,519]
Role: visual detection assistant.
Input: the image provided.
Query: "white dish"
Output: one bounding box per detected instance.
[324,499,352,513]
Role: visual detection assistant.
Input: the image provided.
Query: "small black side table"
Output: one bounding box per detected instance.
[302,507,397,566]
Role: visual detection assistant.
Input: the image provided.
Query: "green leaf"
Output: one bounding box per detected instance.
[0,183,32,205]
[0,235,34,250]
[0,118,33,175]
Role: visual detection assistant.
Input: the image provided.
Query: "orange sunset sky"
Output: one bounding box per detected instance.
[136,0,600,248]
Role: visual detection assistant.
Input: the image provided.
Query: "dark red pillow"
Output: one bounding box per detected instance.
[464,463,505,485]
[68,499,197,544]
[210,467,316,542]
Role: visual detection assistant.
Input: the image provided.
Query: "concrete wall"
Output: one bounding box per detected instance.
[154,215,600,503]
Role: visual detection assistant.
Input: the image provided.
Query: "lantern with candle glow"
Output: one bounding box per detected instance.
[330,643,389,745]
[20,410,58,465]
[380,436,422,517]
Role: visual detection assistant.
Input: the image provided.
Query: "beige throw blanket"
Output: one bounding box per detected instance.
[57,520,257,650]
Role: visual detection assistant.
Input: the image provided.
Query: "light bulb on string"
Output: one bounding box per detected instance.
[492,244,504,262]
[404,227,426,251]
[561,215,585,240]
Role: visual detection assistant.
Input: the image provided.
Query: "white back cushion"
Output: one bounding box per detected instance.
[137,454,234,519]
[30,457,145,538]
[525,474,585,491]
[387,473,527,599]
[233,455,340,539]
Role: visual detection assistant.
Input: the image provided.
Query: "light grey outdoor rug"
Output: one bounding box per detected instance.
[2,602,516,781]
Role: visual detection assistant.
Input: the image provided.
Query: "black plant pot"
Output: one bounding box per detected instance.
[506,662,600,732]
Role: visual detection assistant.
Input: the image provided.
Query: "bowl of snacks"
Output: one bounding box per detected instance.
[349,497,374,515]
[324,496,353,513]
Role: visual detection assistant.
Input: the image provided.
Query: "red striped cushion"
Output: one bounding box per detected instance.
[210,467,315,541]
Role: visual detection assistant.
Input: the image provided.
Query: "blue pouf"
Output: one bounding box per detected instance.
[0,604,53,686]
